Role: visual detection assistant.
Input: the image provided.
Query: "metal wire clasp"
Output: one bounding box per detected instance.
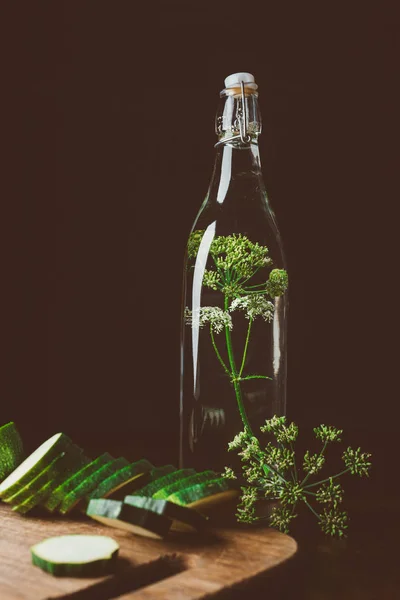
[215,81,252,147]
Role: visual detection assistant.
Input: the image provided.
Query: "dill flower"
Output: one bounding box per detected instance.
[230,294,275,322]
[184,306,232,334]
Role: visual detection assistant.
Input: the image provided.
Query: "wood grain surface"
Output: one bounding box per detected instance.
[0,503,296,599]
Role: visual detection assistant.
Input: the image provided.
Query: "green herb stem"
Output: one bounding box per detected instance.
[300,440,328,487]
[304,468,350,489]
[224,295,254,437]
[237,375,272,381]
[239,319,253,377]
[290,442,298,482]
[209,326,231,378]
[304,499,321,520]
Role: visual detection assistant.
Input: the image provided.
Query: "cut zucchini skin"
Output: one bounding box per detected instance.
[0,422,24,481]
[87,498,172,539]
[4,453,66,505]
[89,459,154,501]
[153,470,217,500]
[59,458,129,514]
[0,433,84,499]
[124,495,208,533]
[31,534,119,577]
[135,469,196,498]
[124,464,176,496]
[167,478,239,510]
[13,479,59,514]
[44,452,113,512]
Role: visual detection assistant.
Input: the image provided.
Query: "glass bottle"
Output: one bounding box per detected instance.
[179,72,288,472]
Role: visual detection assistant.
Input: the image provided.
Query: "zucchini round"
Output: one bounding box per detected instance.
[87,498,172,539]
[31,534,119,577]
[0,433,83,499]
[124,495,208,533]
[0,421,24,481]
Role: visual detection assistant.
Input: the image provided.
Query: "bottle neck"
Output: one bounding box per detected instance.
[208,142,263,206]
[215,88,262,146]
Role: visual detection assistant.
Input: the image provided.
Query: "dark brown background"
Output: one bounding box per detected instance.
[1,2,399,598]
[1,1,398,469]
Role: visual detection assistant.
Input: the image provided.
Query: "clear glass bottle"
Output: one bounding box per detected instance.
[180,73,288,472]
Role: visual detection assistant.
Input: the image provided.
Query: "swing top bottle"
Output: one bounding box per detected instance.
[179,72,288,472]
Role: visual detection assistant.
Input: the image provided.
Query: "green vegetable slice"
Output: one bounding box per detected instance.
[167,478,239,511]
[0,433,83,499]
[4,450,89,506]
[13,479,59,514]
[59,458,129,514]
[4,453,65,505]
[122,464,177,496]
[153,470,217,500]
[124,495,208,533]
[0,422,24,481]
[134,468,195,498]
[89,459,154,501]
[44,452,113,512]
[31,534,119,577]
[87,498,172,539]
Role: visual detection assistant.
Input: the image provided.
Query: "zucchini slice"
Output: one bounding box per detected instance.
[122,464,177,497]
[4,453,65,505]
[5,450,89,506]
[13,479,59,514]
[89,459,154,501]
[0,421,24,481]
[134,469,196,498]
[152,470,217,500]
[167,478,239,511]
[59,457,129,514]
[44,452,113,512]
[87,498,172,539]
[0,433,83,499]
[124,495,208,533]
[31,534,119,577]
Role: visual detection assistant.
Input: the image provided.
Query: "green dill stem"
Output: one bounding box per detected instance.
[290,442,298,482]
[300,440,328,487]
[304,498,321,520]
[303,490,317,497]
[238,375,272,381]
[244,283,267,289]
[240,266,263,286]
[209,326,231,378]
[304,468,350,489]
[239,319,253,377]
[224,294,254,437]
[261,463,286,484]
[242,289,269,296]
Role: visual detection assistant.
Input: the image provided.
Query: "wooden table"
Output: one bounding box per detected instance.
[0,503,297,599]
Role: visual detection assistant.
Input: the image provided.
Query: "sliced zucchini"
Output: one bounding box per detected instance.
[135,469,196,498]
[122,464,177,497]
[44,452,113,512]
[59,457,129,514]
[167,478,239,511]
[13,479,59,514]
[87,498,172,539]
[4,453,65,505]
[0,421,24,481]
[89,459,154,501]
[153,470,217,500]
[124,495,208,533]
[0,433,83,499]
[31,534,119,577]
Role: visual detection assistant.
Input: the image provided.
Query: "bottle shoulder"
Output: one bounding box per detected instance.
[190,189,286,268]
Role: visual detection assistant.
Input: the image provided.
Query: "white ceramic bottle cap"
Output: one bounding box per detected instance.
[224,72,256,88]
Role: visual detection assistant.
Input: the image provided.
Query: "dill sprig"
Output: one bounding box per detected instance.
[223,416,372,537]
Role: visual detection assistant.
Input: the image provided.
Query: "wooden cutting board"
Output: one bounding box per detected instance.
[0,503,297,600]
